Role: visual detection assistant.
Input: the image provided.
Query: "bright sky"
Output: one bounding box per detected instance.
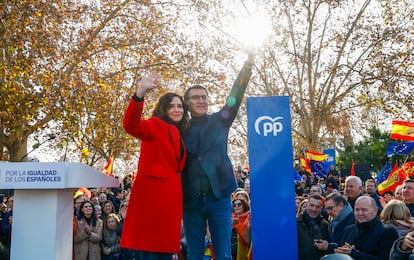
[221,1,272,50]
[225,7,272,50]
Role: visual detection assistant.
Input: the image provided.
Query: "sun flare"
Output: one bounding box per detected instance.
[228,9,272,49]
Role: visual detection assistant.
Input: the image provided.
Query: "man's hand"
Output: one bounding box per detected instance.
[246,51,255,67]
[314,239,329,251]
[334,242,354,255]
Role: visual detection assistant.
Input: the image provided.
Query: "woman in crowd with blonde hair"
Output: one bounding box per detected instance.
[295,196,306,212]
[101,213,122,260]
[380,199,414,237]
[296,199,309,218]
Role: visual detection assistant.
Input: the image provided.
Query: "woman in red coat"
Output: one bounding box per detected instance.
[120,75,189,260]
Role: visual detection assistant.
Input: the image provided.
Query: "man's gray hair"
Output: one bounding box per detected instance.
[345,175,363,187]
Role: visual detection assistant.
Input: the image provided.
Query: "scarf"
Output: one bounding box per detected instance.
[103,228,120,250]
[303,210,323,239]
[330,205,353,235]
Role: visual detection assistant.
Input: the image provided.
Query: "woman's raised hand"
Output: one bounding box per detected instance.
[135,72,161,98]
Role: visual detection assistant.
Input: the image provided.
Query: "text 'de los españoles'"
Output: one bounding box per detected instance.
[4,170,61,183]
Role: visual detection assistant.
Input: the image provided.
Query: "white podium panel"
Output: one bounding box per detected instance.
[12,189,73,259]
[0,162,119,260]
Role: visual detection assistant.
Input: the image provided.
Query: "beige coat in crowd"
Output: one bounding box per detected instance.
[73,217,103,260]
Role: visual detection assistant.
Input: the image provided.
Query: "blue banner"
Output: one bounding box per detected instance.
[323,148,336,169]
[247,96,297,259]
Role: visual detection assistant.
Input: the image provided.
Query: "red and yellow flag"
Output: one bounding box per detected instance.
[299,156,311,173]
[377,162,406,195]
[102,154,114,176]
[305,150,328,162]
[401,161,414,178]
[390,120,414,141]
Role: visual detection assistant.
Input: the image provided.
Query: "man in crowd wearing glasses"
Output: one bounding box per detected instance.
[181,53,254,260]
[313,193,355,254]
[309,185,323,197]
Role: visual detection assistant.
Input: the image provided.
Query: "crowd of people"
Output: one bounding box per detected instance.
[295,169,414,260]
[5,165,414,260]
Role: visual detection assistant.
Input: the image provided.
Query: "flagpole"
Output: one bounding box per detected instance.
[402,155,409,165]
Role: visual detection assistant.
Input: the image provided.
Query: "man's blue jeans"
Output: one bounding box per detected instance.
[183,193,232,260]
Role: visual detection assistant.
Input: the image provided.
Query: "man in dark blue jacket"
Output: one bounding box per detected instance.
[314,193,355,254]
[334,196,398,259]
[182,53,254,260]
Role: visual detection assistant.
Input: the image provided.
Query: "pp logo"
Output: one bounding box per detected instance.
[326,156,335,163]
[254,116,284,136]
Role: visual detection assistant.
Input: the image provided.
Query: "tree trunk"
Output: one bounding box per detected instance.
[8,138,28,162]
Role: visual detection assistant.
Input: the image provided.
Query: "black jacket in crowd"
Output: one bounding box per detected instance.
[340,217,399,259]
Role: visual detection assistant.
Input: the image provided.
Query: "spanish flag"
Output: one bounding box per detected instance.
[102,154,114,176]
[377,162,406,195]
[390,120,414,142]
[305,150,328,162]
[401,161,414,178]
[299,155,311,173]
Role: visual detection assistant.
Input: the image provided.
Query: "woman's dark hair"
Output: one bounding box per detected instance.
[78,201,97,227]
[152,92,190,133]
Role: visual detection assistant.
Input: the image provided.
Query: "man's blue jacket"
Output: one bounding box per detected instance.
[182,57,254,207]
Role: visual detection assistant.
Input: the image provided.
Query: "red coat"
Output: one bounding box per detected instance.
[120,98,186,253]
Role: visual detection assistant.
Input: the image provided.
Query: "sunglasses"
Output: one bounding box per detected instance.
[233,202,243,207]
